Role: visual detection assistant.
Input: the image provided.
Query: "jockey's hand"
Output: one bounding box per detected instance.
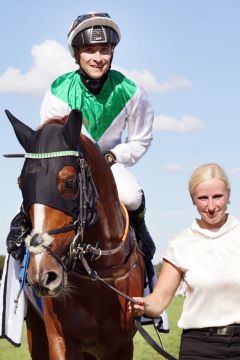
[104,151,117,166]
[128,297,145,317]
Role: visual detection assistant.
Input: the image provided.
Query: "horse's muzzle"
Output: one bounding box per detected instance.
[27,269,64,297]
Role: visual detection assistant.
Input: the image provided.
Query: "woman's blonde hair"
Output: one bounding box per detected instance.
[189,163,230,196]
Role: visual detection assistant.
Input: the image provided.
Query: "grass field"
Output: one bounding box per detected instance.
[0,296,183,360]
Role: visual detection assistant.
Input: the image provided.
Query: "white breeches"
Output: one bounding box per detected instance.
[111,163,142,211]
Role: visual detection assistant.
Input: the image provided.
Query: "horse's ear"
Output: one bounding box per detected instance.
[62,109,82,147]
[5,109,35,151]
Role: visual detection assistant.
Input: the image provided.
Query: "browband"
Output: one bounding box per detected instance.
[3,151,79,159]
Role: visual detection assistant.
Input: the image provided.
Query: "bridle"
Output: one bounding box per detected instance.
[21,150,128,272]
[40,154,99,271]
[6,150,177,360]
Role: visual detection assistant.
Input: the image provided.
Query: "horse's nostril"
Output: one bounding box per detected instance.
[46,272,58,285]
[30,233,43,247]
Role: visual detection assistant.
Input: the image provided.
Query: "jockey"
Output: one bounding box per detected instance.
[6,12,156,267]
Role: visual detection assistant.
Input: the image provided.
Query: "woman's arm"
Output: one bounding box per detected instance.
[130,260,183,318]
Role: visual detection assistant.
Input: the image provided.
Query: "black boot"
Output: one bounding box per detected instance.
[128,192,156,260]
[6,209,31,261]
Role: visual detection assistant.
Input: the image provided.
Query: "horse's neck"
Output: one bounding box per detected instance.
[81,136,125,245]
[91,172,124,246]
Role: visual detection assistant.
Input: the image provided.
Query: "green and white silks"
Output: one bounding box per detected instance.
[40,70,153,166]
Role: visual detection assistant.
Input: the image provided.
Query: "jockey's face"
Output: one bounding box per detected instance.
[78,44,113,79]
[192,178,230,230]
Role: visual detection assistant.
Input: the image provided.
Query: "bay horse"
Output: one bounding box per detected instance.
[5,109,145,360]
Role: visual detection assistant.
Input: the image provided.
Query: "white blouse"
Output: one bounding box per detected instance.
[162,215,240,329]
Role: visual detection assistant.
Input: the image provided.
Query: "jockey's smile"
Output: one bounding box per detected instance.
[78,44,113,79]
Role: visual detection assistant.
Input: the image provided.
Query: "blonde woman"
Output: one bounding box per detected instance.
[130,163,240,359]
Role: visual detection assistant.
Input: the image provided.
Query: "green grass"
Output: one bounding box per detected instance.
[0,296,183,360]
[133,296,182,359]
[0,331,31,360]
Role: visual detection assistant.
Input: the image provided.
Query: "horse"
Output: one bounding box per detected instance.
[5,109,145,360]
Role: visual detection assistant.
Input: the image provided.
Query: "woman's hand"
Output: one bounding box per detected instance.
[128,297,145,317]
[128,261,183,318]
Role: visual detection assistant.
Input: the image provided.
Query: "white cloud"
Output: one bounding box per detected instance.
[0,40,77,95]
[157,76,193,92]
[164,163,183,173]
[0,39,192,95]
[154,115,205,132]
[113,64,192,92]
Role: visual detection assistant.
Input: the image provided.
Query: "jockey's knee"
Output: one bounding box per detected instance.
[120,188,142,211]
[111,162,143,210]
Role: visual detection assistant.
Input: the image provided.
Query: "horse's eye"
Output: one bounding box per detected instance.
[58,166,78,200]
[64,178,78,190]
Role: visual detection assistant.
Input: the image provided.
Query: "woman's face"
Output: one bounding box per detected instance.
[78,44,112,79]
[192,178,230,230]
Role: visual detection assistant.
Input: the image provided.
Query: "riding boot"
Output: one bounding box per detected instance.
[6,208,31,261]
[128,192,156,260]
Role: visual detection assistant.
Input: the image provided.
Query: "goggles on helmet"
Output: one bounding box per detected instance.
[68,12,121,57]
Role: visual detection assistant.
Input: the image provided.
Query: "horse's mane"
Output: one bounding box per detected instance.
[37,116,68,130]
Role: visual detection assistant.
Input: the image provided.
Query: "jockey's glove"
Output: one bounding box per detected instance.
[105,151,117,166]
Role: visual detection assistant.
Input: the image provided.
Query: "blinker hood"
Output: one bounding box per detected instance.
[5,109,83,218]
[21,156,80,218]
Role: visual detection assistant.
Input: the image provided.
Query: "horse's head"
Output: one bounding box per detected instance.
[6,109,98,297]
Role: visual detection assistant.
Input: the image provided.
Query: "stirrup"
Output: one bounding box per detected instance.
[6,211,31,260]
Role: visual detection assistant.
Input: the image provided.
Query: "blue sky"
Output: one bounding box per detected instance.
[0,1,240,262]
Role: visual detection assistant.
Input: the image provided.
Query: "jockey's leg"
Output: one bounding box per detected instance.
[128,192,156,260]
[6,206,31,260]
[110,163,156,260]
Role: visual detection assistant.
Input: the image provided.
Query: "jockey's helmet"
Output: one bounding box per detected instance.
[67,12,121,57]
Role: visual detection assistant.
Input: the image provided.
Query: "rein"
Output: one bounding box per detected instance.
[134,318,177,360]
[78,250,177,360]
[70,202,177,360]
[69,201,129,261]
[44,202,129,271]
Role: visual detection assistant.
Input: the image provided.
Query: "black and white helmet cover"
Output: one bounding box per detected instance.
[67,12,121,57]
